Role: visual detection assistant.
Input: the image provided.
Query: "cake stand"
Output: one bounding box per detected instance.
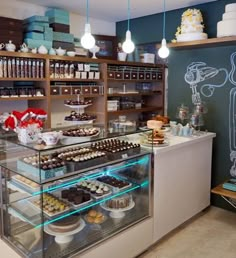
[64,95,95,125]
[44,218,85,244]
[100,201,135,219]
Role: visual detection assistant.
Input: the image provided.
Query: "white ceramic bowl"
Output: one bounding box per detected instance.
[56,48,66,56]
[39,131,61,146]
[67,51,76,57]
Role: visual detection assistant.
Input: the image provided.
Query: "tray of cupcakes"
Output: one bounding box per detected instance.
[59,186,93,208]
[30,193,71,218]
[91,139,141,160]
[77,180,112,199]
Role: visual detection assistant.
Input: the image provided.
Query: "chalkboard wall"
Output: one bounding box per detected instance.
[116,0,236,211]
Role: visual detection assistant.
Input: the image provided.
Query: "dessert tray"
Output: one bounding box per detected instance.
[11,175,40,194]
[60,128,100,144]
[44,218,86,244]
[101,201,135,219]
[84,210,107,224]
[29,194,71,218]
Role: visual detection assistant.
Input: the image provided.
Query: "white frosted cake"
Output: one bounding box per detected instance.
[217,3,236,37]
[176,9,208,42]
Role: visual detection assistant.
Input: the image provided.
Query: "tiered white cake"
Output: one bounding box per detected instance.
[217,3,236,37]
[176,9,208,42]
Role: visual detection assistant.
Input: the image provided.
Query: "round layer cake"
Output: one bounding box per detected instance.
[48,216,80,233]
[105,194,132,209]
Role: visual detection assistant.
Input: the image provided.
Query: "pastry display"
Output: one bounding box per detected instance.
[61,187,91,206]
[96,176,130,189]
[33,193,70,216]
[48,216,80,233]
[105,194,132,209]
[65,151,106,162]
[62,127,100,137]
[85,210,105,224]
[147,130,165,144]
[91,139,140,154]
[64,111,96,122]
[174,8,207,42]
[217,3,236,37]
[77,180,111,197]
[56,147,91,160]
[64,100,92,106]
[21,154,65,171]
[13,174,39,188]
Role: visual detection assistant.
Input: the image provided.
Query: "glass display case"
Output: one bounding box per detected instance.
[0,129,152,258]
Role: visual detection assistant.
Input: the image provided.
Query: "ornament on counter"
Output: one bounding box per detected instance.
[176,104,190,124]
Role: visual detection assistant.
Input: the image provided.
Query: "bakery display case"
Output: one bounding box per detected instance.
[0,129,152,258]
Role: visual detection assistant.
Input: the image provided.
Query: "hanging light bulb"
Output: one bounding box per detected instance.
[122,0,135,54]
[158,0,169,59]
[81,0,95,49]
[158,38,169,58]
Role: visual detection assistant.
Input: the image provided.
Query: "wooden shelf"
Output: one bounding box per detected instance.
[50,94,103,100]
[0,77,45,81]
[107,79,161,83]
[50,79,103,82]
[161,36,236,50]
[0,96,46,101]
[108,106,162,115]
[211,184,236,199]
[108,91,162,97]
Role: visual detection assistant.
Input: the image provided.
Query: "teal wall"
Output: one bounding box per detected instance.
[117,0,236,211]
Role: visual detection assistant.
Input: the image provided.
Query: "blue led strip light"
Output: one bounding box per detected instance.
[35,182,150,229]
[32,156,149,196]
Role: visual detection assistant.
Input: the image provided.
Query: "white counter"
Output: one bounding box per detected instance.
[151,132,216,243]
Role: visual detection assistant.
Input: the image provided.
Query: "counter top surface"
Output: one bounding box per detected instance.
[141,132,216,155]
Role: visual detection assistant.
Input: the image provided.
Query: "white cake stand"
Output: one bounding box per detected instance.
[44,218,85,244]
[100,201,135,219]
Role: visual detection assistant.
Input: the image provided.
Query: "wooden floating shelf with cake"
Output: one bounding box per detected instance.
[156,36,236,50]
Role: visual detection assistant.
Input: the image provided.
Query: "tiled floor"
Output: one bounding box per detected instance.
[138,206,236,258]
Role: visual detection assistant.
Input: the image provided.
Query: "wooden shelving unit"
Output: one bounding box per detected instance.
[0,50,165,129]
[156,36,236,50]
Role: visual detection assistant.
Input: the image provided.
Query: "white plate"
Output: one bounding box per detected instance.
[64,104,92,109]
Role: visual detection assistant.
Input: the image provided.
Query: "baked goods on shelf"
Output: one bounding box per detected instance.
[148,129,165,144]
[96,175,130,189]
[62,127,100,137]
[61,187,91,206]
[33,193,70,216]
[91,139,140,155]
[175,8,208,42]
[48,216,80,233]
[85,210,105,224]
[77,180,111,197]
[105,194,132,209]
[217,3,236,37]
[13,174,39,188]
[64,111,96,122]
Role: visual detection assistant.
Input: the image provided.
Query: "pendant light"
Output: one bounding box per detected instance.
[122,0,135,54]
[158,0,170,59]
[81,0,95,49]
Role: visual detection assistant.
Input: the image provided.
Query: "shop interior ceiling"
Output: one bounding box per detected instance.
[21,0,217,22]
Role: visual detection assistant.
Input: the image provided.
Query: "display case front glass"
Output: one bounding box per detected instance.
[0,129,152,258]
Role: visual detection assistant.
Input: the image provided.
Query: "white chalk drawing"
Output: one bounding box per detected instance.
[184,52,236,177]
[184,62,228,104]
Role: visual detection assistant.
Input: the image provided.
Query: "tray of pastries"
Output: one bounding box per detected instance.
[64,99,92,109]
[96,175,131,191]
[11,174,40,193]
[60,187,92,208]
[77,180,112,199]
[84,209,106,224]
[30,193,71,217]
